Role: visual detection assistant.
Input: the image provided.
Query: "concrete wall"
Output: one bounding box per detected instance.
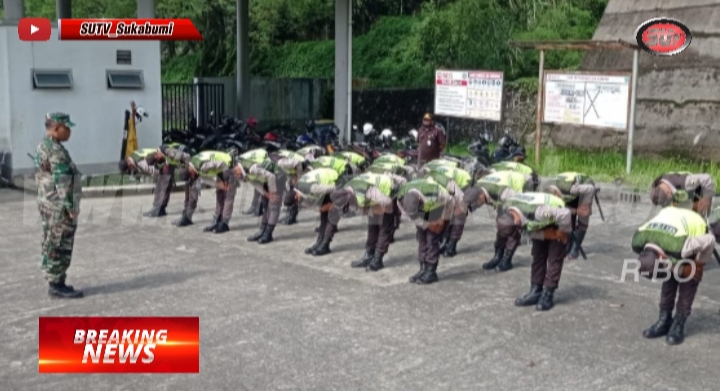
[554,0,720,160]
[0,23,162,177]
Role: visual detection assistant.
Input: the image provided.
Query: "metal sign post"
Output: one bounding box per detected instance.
[626,49,639,174]
[535,50,544,167]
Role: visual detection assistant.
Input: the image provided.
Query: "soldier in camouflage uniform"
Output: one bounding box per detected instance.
[631,206,715,345]
[35,113,83,298]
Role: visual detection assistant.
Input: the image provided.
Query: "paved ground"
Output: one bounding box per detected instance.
[1,185,719,391]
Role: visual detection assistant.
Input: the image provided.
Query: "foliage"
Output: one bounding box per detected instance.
[14,0,609,87]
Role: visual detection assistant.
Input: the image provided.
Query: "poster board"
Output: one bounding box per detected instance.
[543,71,632,130]
[434,70,504,121]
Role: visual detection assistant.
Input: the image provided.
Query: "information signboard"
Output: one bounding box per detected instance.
[543,72,631,130]
[434,70,503,121]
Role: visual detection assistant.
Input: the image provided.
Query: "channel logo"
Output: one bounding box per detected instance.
[18,18,52,41]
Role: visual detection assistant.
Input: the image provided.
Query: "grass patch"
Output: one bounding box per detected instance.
[446,144,720,189]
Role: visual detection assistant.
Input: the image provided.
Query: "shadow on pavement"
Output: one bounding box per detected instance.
[82,270,208,297]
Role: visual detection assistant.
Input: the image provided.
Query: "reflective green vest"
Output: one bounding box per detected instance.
[555,172,594,195]
[162,144,189,166]
[311,156,347,176]
[277,150,305,174]
[477,170,527,201]
[504,192,565,227]
[347,173,393,208]
[374,153,405,166]
[190,151,233,176]
[336,151,366,168]
[130,148,157,163]
[246,158,279,183]
[427,166,472,190]
[492,161,535,175]
[632,206,707,262]
[297,145,325,158]
[238,149,268,171]
[367,161,405,176]
[424,159,458,170]
[397,177,446,212]
[296,168,339,202]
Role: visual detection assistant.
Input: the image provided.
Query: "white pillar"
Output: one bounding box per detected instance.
[4,0,25,20]
[335,0,351,143]
[137,0,155,18]
[56,0,71,19]
[236,0,250,118]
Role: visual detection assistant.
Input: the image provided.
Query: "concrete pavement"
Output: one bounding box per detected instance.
[1,184,719,391]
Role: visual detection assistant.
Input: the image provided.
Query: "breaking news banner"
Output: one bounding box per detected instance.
[38,316,200,373]
[58,19,203,41]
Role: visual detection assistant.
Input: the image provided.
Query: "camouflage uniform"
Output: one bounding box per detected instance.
[35,113,83,298]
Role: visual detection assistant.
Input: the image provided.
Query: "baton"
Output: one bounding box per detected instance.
[594,188,605,221]
[27,153,34,160]
[714,248,720,266]
[573,231,587,260]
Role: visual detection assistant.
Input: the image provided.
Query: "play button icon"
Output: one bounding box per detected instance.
[18,18,52,41]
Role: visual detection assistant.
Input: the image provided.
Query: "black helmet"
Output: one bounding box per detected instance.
[498,135,517,149]
[305,119,315,131]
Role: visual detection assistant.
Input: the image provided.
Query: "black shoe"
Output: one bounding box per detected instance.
[666,313,688,345]
[444,239,458,257]
[305,234,324,254]
[568,231,587,259]
[351,249,374,268]
[389,230,396,244]
[143,207,167,217]
[283,206,299,225]
[416,262,438,284]
[482,246,504,270]
[214,222,229,234]
[536,287,555,311]
[497,250,514,272]
[366,252,384,272]
[48,282,83,298]
[247,224,267,242]
[203,217,221,232]
[515,284,543,307]
[173,212,193,227]
[312,238,332,256]
[643,310,673,339]
[409,260,426,283]
[258,225,275,244]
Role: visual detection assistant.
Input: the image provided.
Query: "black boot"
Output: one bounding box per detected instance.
[258,225,275,244]
[48,281,83,298]
[444,239,458,257]
[643,310,673,339]
[416,262,439,284]
[312,237,332,256]
[366,252,384,272]
[515,285,543,307]
[173,211,193,227]
[305,234,324,254]
[247,224,267,242]
[482,246,504,270]
[568,230,587,259]
[203,217,221,232]
[284,205,298,225]
[497,249,514,272]
[214,222,229,234]
[536,287,555,311]
[389,229,396,244]
[351,248,374,268]
[409,260,426,283]
[143,207,167,217]
[666,313,688,345]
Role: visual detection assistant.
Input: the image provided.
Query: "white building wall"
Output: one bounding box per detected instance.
[0,24,162,175]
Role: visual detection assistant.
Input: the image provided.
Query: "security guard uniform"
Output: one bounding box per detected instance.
[491,161,539,191]
[650,172,716,215]
[546,172,596,259]
[241,149,269,217]
[277,149,309,225]
[631,206,715,345]
[296,168,341,255]
[244,154,287,244]
[185,150,239,233]
[425,165,472,257]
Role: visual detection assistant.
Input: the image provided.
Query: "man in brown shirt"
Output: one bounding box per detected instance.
[417,113,446,166]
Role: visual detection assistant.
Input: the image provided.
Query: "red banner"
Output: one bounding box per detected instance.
[38,317,199,373]
[58,19,203,40]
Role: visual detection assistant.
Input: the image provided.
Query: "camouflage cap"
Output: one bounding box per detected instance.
[46,112,75,127]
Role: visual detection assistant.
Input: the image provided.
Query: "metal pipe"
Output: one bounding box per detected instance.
[626,49,639,174]
[346,0,352,144]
